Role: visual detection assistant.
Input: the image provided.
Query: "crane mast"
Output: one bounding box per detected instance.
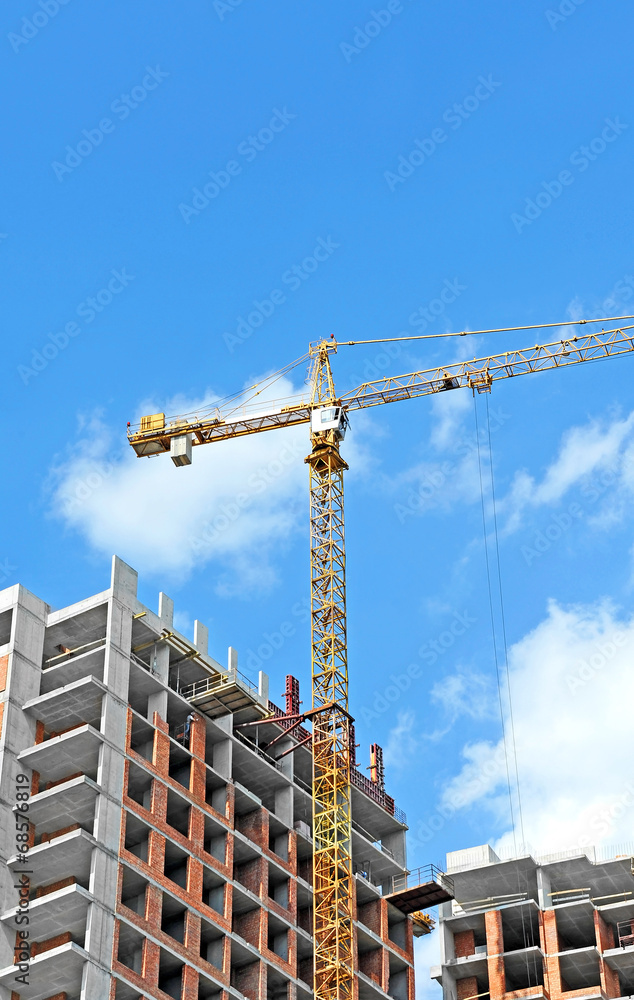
[126,319,634,1000]
[306,342,353,1000]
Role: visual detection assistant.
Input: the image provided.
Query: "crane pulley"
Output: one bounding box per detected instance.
[127,317,634,1000]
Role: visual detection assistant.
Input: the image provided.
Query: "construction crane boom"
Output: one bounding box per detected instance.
[127,319,634,1000]
[128,325,634,456]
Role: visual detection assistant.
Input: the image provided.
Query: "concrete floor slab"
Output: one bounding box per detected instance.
[7,828,97,886]
[0,941,88,1000]
[18,724,103,782]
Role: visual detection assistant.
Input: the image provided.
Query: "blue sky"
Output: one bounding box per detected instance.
[3,0,634,989]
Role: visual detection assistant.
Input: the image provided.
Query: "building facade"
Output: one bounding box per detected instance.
[433,843,634,1000]
[0,556,416,1000]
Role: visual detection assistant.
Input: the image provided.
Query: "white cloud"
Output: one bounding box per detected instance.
[384,711,419,769]
[431,669,495,723]
[441,599,634,857]
[501,411,634,534]
[46,378,373,593]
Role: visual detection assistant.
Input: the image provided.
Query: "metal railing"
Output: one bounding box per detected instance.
[390,863,454,896]
[179,668,259,701]
[394,806,407,825]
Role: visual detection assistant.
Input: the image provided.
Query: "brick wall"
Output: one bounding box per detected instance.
[457,976,478,1000]
[485,909,505,1000]
[455,929,476,958]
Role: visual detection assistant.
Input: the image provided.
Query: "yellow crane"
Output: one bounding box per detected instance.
[128,318,634,1000]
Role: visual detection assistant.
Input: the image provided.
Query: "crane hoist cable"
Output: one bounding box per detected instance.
[473,395,518,841]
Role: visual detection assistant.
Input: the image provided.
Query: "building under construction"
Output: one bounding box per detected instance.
[433,843,634,1000]
[0,556,432,1000]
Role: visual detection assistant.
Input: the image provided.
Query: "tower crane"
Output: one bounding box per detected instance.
[128,318,634,1000]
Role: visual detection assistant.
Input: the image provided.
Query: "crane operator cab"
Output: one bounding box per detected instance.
[311,405,348,441]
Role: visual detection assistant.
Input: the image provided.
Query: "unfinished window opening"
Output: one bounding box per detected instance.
[557,950,600,992]
[204,813,227,863]
[269,830,289,862]
[120,865,149,916]
[116,920,145,975]
[206,773,227,815]
[125,760,153,810]
[267,915,289,961]
[124,812,150,863]
[164,840,189,891]
[165,787,190,838]
[200,920,225,971]
[0,609,13,647]
[129,713,154,763]
[158,949,183,999]
[387,913,407,950]
[268,864,289,910]
[169,738,192,791]
[501,903,541,953]
[388,968,409,1000]
[554,902,597,951]
[298,906,312,934]
[202,866,226,915]
[161,897,187,945]
[504,951,545,993]
[267,970,290,1000]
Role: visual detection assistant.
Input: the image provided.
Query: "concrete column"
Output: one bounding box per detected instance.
[438,900,454,965]
[80,959,112,999]
[536,865,551,909]
[228,646,238,678]
[275,785,294,827]
[194,620,209,654]
[382,828,407,868]
[258,670,269,706]
[158,591,174,628]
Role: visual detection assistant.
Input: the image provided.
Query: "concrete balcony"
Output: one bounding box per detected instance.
[0,940,88,1000]
[18,724,104,783]
[7,828,98,888]
[23,674,107,731]
[19,774,99,832]
[0,883,91,945]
